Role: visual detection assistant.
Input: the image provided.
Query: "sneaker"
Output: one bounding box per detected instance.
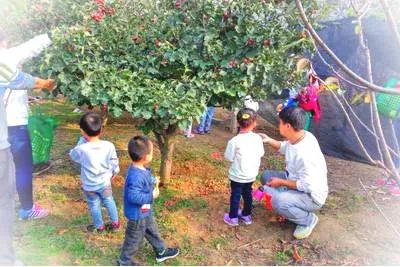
[117,259,140,266]
[72,107,83,113]
[240,215,253,225]
[33,161,52,176]
[192,128,205,135]
[293,213,319,239]
[155,248,180,263]
[19,204,49,220]
[184,133,195,138]
[106,221,121,232]
[223,213,239,226]
[87,224,106,233]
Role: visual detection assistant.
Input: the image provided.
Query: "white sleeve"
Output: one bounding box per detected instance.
[8,34,52,65]
[294,156,316,193]
[109,144,120,175]
[224,139,236,162]
[278,141,288,155]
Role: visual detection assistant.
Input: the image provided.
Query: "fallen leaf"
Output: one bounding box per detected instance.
[292,244,302,262]
[235,233,242,241]
[375,189,386,195]
[58,229,68,235]
[211,151,222,159]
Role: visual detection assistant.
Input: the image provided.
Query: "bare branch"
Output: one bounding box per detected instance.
[295,0,400,95]
[379,0,400,50]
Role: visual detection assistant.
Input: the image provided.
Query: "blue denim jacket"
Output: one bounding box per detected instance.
[123,166,156,220]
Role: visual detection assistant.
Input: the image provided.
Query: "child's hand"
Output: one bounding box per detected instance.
[153,187,160,199]
[258,133,272,143]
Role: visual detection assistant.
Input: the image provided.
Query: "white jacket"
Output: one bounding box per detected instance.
[0,34,51,86]
[1,34,51,127]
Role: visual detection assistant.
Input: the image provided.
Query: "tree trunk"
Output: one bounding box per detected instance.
[100,105,109,129]
[153,125,178,186]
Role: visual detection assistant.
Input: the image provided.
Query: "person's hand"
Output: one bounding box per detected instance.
[154,176,160,188]
[266,177,283,188]
[258,133,273,143]
[153,187,160,199]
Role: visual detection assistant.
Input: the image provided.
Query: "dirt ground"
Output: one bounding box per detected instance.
[182,108,400,266]
[15,102,400,265]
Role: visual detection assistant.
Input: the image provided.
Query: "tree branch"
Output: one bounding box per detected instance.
[379,0,400,51]
[295,0,400,95]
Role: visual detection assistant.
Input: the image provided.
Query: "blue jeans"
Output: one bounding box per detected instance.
[197,107,216,132]
[229,180,253,218]
[261,170,321,226]
[84,185,119,228]
[8,125,34,210]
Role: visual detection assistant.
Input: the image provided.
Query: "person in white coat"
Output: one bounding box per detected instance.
[0,30,55,265]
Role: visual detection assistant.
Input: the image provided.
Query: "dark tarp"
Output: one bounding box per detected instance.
[258,17,400,166]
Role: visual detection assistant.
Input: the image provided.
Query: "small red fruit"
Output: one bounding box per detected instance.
[95,0,105,6]
[246,39,255,46]
[299,32,307,39]
[91,11,104,22]
[101,104,108,112]
[154,104,159,110]
[263,39,271,46]
[242,57,252,64]
[229,60,238,67]
[104,7,115,15]
[223,11,230,20]
[155,39,161,46]
[131,35,141,43]
[151,17,158,23]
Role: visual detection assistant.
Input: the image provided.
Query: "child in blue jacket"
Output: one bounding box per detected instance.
[118,136,179,265]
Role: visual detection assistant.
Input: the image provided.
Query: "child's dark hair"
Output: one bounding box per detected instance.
[279,106,306,131]
[128,136,152,162]
[80,112,102,136]
[237,108,257,129]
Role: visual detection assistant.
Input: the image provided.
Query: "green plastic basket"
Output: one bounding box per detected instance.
[28,115,59,165]
[304,111,312,131]
[376,78,400,119]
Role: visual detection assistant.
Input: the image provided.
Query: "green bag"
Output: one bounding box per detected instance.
[28,115,59,165]
[304,111,312,131]
[376,78,400,119]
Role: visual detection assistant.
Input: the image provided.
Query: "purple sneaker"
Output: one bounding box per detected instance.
[240,215,253,225]
[223,213,239,226]
[192,128,205,135]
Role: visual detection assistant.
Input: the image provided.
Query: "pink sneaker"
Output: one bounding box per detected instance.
[223,213,239,226]
[19,204,49,220]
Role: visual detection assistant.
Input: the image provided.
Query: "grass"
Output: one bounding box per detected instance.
[15,99,292,265]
